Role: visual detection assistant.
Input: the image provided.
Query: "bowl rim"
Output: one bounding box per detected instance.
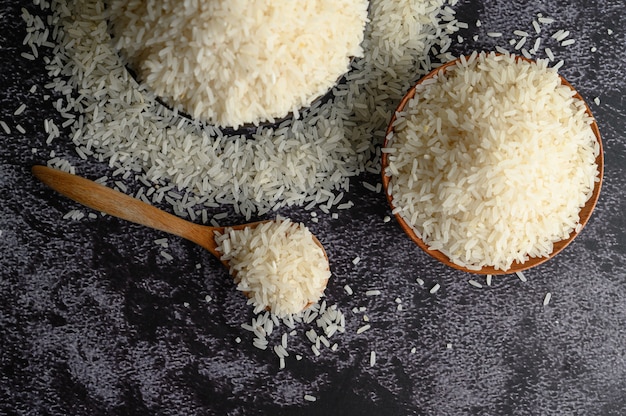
[381,51,604,275]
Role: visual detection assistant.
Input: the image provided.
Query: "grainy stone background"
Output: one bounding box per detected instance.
[1,1,626,415]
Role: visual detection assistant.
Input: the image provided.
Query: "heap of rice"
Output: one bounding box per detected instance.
[108,0,369,128]
[384,51,600,271]
[215,219,330,317]
[24,0,460,220]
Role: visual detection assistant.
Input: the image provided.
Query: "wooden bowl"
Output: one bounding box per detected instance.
[381,54,604,275]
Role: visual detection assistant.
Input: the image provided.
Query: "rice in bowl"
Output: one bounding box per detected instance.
[382,51,602,273]
[108,0,369,128]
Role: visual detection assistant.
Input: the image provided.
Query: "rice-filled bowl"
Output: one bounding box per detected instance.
[108,0,369,128]
[382,51,603,273]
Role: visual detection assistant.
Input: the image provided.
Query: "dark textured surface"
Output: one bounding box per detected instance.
[1,1,626,415]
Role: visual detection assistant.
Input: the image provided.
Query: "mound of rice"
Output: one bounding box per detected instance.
[25,0,461,220]
[384,51,600,271]
[108,0,369,128]
[215,219,330,317]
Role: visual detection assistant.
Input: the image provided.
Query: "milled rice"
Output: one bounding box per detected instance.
[384,51,600,271]
[24,0,460,221]
[215,219,330,317]
[108,0,369,128]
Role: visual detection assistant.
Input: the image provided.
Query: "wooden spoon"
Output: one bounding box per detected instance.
[381,53,604,275]
[32,165,329,309]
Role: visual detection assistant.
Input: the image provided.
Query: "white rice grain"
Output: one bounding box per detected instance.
[468,280,483,288]
[543,292,552,306]
[356,324,371,334]
[14,104,27,115]
[532,20,541,34]
[0,121,11,134]
[538,17,555,24]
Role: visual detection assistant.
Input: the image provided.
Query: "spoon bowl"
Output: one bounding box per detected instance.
[32,165,329,309]
[381,54,604,275]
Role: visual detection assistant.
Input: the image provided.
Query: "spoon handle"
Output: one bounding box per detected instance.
[32,165,220,256]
